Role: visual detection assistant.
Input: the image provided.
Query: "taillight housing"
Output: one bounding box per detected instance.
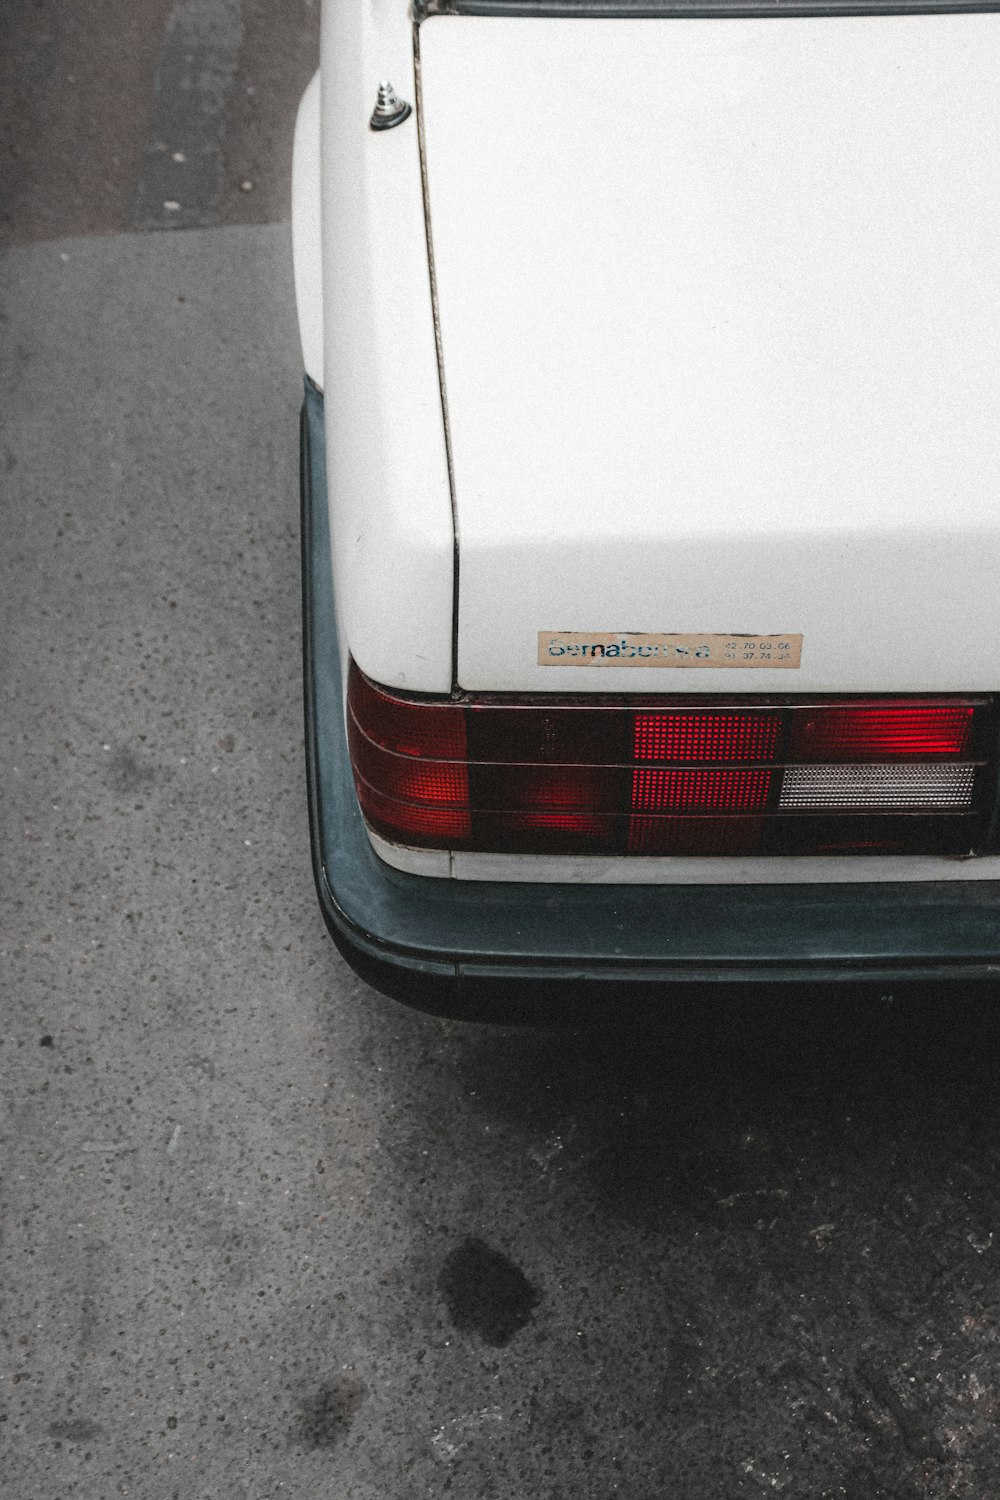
[346,662,996,858]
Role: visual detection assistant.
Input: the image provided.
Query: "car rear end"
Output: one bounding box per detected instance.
[294,0,1000,1017]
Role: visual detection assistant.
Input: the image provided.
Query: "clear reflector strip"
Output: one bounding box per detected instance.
[779,764,977,811]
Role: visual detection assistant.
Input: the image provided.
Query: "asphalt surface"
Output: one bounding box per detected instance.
[1,0,318,245]
[6,3,1000,1498]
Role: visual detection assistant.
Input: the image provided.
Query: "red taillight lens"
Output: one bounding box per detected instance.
[354,782,472,843]
[788,701,974,760]
[348,665,467,760]
[467,707,623,765]
[632,768,773,813]
[346,664,992,858]
[348,725,467,804]
[347,677,471,846]
[627,815,765,856]
[634,711,781,764]
[473,764,617,813]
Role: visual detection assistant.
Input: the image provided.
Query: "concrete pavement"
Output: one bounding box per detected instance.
[6,6,1000,1496]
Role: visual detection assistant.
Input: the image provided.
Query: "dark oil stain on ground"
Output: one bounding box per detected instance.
[438,1237,540,1347]
[294,1371,369,1450]
[48,1418,105,1443]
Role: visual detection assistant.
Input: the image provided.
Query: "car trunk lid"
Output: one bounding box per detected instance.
[418,13,1000,693]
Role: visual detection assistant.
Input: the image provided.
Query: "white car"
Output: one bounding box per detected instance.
[293,0,1000,1019]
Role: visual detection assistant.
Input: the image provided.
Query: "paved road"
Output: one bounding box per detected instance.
[5,3,1000,1497]
[1,0,318,245]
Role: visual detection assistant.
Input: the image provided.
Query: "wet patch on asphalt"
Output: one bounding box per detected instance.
[293,1371,370,1450]
[438,1237,540,1347]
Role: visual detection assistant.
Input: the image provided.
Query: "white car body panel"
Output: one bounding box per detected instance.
[419,15,1000,695]
[318,0,454,693]
[292,71,323,387]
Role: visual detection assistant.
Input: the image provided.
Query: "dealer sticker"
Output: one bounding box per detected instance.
[538,632,803,668]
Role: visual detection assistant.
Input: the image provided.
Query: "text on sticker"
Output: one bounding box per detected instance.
[538,633,803,668]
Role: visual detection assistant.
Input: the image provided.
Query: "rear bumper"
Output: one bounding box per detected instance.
[301,381,1000,1021]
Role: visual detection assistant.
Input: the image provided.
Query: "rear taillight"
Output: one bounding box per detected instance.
[346,663,995,857]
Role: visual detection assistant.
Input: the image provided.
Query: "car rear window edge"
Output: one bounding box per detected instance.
[416,0,1000,19]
